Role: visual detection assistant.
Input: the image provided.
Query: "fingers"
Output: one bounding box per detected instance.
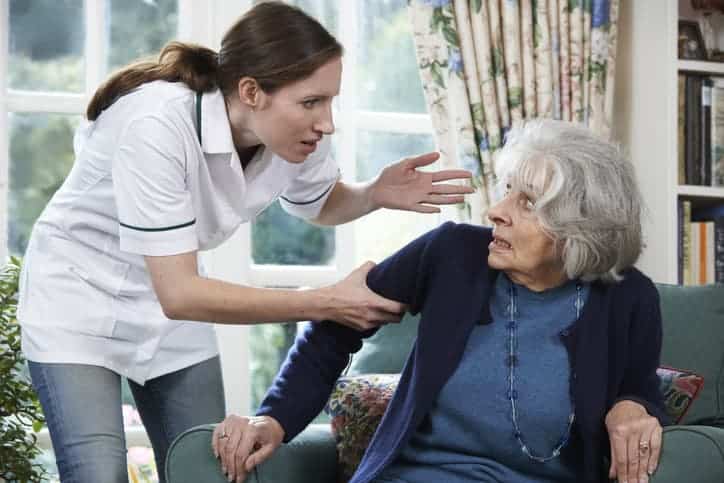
[406,151,440,168]
[430,169,473,182]
[232,429,258,482]
[430,183,476,195]
[611,432,628,482]
[626,435,640,483]
[424,194,466,205]
[608,440,618,479]
[648,425,663,476]
[245,442,276,472]
[410,204,441,214]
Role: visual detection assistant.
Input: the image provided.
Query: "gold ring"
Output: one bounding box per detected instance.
[639,441,650,453]
[219,429,229,439]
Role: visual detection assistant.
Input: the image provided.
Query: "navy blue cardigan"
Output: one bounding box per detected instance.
[257,222,668,483]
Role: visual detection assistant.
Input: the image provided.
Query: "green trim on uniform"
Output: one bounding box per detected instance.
[196,92,202,145]
[281,182,335,205]
[119,219,196,232]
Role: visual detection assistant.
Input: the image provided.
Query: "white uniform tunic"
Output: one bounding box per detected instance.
[18,81,339,384]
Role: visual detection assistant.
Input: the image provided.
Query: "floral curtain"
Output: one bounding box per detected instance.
[408,0,620,224]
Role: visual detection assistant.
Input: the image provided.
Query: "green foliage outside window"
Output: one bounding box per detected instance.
[0,258,47,483]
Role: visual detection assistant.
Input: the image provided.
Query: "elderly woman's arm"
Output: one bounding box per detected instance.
[214,222,451,482]
[606,282,668,483]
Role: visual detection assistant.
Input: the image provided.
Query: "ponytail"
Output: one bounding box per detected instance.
[86,42,218,121]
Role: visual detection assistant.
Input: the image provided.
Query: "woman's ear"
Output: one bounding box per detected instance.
[237,77,260,111]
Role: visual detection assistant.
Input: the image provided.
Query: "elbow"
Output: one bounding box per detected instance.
[159,298,186,320]
[157,291,191,320]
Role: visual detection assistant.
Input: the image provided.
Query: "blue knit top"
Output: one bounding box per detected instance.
[373,272,589,483]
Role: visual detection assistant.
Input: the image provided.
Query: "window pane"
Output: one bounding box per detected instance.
[288,0,338,35]
[9,114,80,256]
[356,0,427,113]
[355,130,439,263]
[9,0,85,93]
[249,322,298,410]
[107,0,179,73]
[251,201,335,265]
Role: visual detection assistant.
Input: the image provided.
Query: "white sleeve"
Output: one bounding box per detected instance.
[279,135,341,220]
[112,115,199,256]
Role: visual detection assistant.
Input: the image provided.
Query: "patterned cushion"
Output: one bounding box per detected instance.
[324,374,400,482]
[324,368,704,481]
[657,366,705,424]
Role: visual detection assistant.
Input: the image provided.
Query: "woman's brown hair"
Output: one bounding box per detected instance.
[86,1,343,120]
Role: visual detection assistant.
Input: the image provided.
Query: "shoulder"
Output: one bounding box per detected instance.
[596,267,661,322]
[417,222,492,273]
[430,222,493,251]
[609,268,659,301]
[98,81,195,134]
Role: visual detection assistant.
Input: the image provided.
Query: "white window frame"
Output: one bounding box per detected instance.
[1,0,433,451]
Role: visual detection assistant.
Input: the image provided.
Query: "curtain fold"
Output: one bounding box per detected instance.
[409,0,619,224]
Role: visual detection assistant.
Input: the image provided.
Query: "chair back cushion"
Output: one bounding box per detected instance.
[656,283,724,426]
[347,313,419,375]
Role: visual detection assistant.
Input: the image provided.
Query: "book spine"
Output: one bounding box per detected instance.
[683,201,692,285]
[705,222,715,284]
[678,199,684,284]
[703,78,713,186]
[714,80,724,187]
[692,221,701,285]
[679,74,686,186]
[716,217,724,284]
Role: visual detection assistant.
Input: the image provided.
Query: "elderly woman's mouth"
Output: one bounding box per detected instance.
[490,238,512,250]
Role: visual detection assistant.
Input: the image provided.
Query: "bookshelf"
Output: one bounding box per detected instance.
[612,0,724,284]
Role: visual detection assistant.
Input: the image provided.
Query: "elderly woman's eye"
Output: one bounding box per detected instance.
[521,195,536,210]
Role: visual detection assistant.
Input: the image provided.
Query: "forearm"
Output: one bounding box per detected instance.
[163,275,329,324]
[311,180,378,225]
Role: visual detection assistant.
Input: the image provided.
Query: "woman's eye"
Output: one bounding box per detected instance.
[302,99,318,109]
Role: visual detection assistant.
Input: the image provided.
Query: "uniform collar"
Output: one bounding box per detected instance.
[199,89,235,155]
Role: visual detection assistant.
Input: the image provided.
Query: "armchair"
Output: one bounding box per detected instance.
[166,284,724,483]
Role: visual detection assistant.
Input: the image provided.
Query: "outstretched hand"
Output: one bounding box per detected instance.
[370,152,475,214]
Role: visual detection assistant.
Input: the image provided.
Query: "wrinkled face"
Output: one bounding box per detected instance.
[487,176,565,291]
[252,57,341,163]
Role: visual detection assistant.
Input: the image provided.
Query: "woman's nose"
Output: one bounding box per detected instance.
[315,105,335,135]
[487,197,511,226]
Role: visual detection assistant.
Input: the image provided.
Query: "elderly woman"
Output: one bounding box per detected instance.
[214,119,668,483]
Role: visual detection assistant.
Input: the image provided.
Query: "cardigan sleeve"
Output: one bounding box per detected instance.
[614,282,670,426]
[255,222,449,441]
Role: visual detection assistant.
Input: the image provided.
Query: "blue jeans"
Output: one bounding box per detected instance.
[28,357,225,483]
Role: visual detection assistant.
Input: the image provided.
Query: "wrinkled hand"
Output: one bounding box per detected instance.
[212,415,284,483]
[371,152,474,213]
[605,400,663,483]
[320,261,406,331]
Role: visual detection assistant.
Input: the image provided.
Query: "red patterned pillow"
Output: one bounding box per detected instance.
[324,374,399,482]
[657,366,705,424]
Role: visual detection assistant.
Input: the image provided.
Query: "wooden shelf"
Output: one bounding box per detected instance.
[677,60,724,75]
[677,185,724,198]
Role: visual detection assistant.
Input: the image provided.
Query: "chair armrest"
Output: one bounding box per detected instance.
[650,425,724,483]
[165,423,337,483]
[253,424,337,483]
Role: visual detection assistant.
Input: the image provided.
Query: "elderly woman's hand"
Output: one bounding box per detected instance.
[605,400,663,483]
[212,414,284,483]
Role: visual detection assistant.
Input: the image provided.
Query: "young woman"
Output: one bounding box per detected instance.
[17,3,472,482]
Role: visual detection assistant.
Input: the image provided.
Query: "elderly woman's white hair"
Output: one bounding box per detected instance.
[493,119,644,283]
